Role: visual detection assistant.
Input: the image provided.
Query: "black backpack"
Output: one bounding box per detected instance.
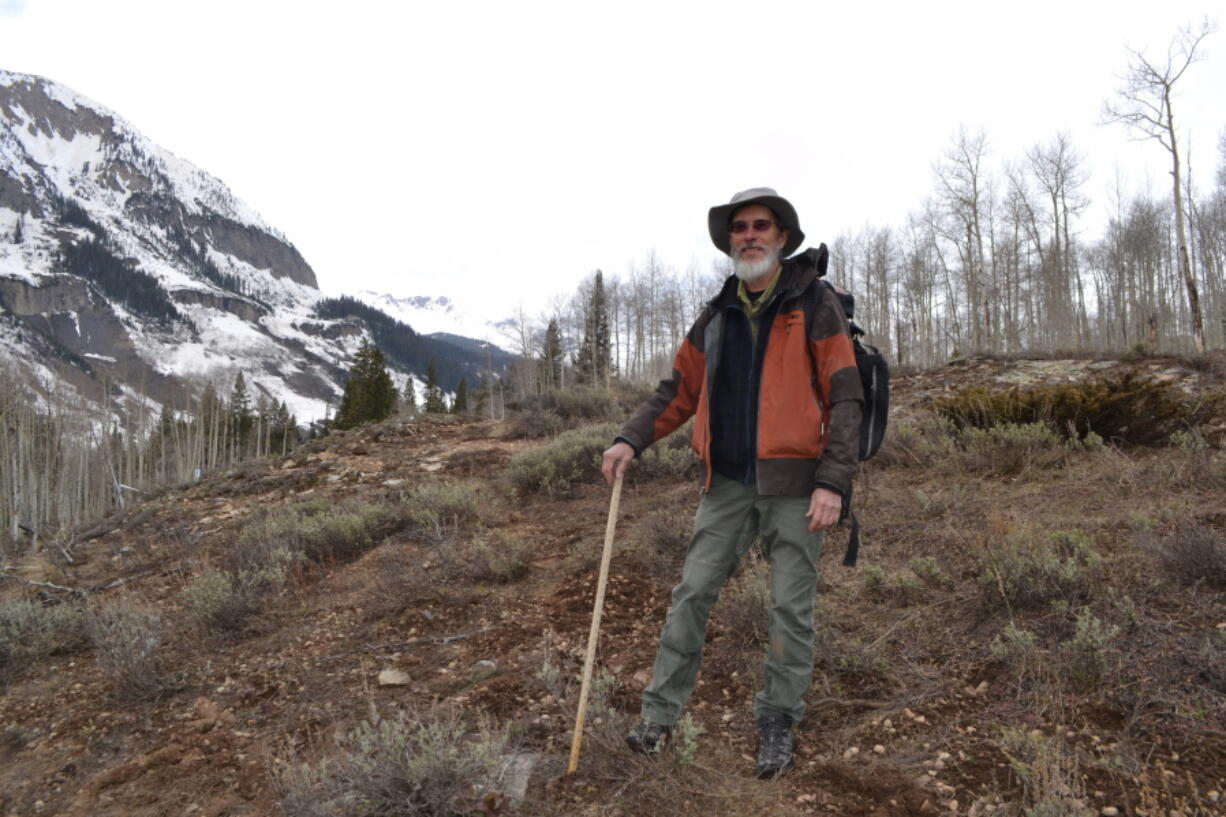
[800,244,891,565]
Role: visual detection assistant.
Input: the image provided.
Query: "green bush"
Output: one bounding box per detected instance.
[979,530,1102,613]
[932,374,1225,445]
[0,600,86,678]
[273,705,510,817]
[505,423,616,498]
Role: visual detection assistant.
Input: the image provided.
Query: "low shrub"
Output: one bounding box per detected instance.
[819,635,895,696]
[180,548,298,633]
[402,481,483,545]
[505,423,616,498]
[1057,608,1120,693]
[435,530,531,585]
[85,600,177,700]
[862,564,922,604]
[978,529,1102,613]
[909,556,954,590]
[625,507,691,581]
[233,495,413,568]
[872,414,959,468]
[0,600,86,679]
[272,705,510,817]
[932,374,1225,446]
[504,387,623,439]
[1154,521,1226,590]
[998,727,1087,816]
[989,622,1045,689]
[632,434,700,482]
[957,422,1082,476]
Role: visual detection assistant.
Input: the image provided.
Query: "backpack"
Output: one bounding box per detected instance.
[799,244,891,566]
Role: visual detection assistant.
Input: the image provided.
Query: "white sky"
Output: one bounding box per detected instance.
[3,0,1224,327]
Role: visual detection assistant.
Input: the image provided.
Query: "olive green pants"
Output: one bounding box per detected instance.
[640,474,824,726]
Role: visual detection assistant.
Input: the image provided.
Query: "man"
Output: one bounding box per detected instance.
[601,187,863,778]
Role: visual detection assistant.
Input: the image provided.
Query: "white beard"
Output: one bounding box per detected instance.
[732,245,780,283]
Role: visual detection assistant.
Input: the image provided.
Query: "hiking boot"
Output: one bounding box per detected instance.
[626,720,672,754]
[755,712,795,778]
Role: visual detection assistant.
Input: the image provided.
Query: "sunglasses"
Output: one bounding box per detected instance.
[729,219,775,234]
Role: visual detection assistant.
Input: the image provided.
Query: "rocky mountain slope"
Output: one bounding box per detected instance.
[0,355,1223,816]
[0,71,502,424]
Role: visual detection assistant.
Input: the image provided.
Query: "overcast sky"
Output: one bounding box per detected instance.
[2,1,1224,328]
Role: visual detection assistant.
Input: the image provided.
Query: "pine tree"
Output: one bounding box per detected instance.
[423,361,447,413]
[229,373,254,456]
[541,318,563,390]
[453,379,468,414]
[334,339,398,429]
[577,270,612,385]
[403,377,418,414]
[13,214,23,244]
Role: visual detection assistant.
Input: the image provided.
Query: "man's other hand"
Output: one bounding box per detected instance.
[601,441,636,485]
[806,487,842,532]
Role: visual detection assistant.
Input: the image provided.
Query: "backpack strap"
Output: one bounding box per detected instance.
[798,265,861,568]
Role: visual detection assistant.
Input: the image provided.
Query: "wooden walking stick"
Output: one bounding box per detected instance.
[567,471,624,774]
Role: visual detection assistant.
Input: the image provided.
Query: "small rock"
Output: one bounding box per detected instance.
[633,670,650,685]
[383,479,404,487]
[497,753,540,805]
[873,744,886,755]
[469,660,497,682]
[377,669,411,687]
[1206,791,1219,803]
[1101,808,1119,817]
[722,713,734,723]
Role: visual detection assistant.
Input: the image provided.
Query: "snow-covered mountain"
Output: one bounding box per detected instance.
[352,291,512,352]
[0,70,505,424]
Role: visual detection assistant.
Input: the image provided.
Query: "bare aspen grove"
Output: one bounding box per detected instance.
[0,366,299,555]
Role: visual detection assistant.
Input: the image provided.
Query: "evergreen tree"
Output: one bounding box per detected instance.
[453,378,468,414]
[334,339,398,429]
[403,377,418,414]
[576,270,612,385]
[13,214,23,244]
[541,318,563,390]
[423,361,447,413]
[229,373,254,456]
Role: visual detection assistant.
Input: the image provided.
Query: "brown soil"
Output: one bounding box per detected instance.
[2,354,1225,816]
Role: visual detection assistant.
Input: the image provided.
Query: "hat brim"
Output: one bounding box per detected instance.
[708,194,804,258]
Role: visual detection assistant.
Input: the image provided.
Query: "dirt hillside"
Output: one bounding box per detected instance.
[1,354,1224,817]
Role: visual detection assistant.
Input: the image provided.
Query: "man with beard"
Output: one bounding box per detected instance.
[601,187,863,778]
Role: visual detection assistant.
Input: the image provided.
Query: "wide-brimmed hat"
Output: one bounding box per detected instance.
[708,187,804,258]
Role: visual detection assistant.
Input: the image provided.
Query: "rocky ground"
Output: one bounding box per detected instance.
[1,354,1224,817]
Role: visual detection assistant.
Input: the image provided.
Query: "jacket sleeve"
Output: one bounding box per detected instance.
[809,285,864,496]
[615,313,707,454]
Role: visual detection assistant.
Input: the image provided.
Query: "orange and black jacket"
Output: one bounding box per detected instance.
[616,252,864,498]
